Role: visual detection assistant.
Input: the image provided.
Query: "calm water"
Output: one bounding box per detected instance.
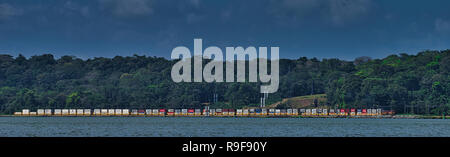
[1,117,450,137]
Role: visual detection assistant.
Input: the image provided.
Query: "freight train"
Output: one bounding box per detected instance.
[13,108,390,117]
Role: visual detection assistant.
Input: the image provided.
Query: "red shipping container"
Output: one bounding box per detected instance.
[159,109,166,112]
[340,109,345,113]
[351,109,356,112]
[188,109,194,113]
[362,109,367,113]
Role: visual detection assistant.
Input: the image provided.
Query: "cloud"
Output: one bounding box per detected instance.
[0,3,23,20]
[329,0,372,25]
[270,0,372,26]
[99,0,153,17]
[435,18,450,33]
[62,1,90,17]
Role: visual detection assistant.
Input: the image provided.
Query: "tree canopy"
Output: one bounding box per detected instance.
[0,50,449,115]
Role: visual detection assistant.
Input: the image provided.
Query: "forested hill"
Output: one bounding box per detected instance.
[0,50,449,115]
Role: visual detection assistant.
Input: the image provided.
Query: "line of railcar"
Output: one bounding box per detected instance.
[13,108,389,117]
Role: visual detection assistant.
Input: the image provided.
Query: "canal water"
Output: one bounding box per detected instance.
[1,117,449,137]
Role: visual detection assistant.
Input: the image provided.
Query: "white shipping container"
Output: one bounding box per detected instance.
[22,109,30,115]
[45,109,52,115]
[237,109,243,113]
[262,109,267,114]
[145,109,152,115]
[84,109,91,115]
[37,109,45,115]
[312,109,317,114]
[93,109,101,115]
[77,109,84,115]
[115,109,122,115]
[243,109,249,114]
[62,109,69,115]
[152,109,159,115]
[287,109,293,114]
[122,109,130,115]
[101,109,108,115]
[275,109,281,113]
[108,109,115,115]
[69,109,76,115]
[54,109,62,115]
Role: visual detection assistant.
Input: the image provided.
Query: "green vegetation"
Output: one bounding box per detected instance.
[0,50,449,115]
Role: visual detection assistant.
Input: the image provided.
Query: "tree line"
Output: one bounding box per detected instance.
[0,50,449,115]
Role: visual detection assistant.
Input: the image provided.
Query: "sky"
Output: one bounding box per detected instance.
[0,0,449,61]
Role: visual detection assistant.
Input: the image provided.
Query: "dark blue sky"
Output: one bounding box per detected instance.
[0,0,449,60]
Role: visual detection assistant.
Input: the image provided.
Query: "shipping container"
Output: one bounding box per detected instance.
[188,109,195,116]
[22,109,30,116]
[317,109,322,116]
[14,112,22,116]
[54,109,62,116]
[209,109,215,116]
[29,112,37,116]
[243,109,249,116]
[377,109,382,115]
[223,109,229,116]
[101,109,108,116]
[323,109,328,116]
[311,109,317,115]
[268,109,275,116]
[37,109,45,116]
[122,109,130,116]
[275,109,281,116]
[181,109,188,116]
[69,109,77,116]
[131,109,138,116]
[228,109,236,116]
[159,109,166,116]
[138,109,145,116]
[305,109,311,116]
[356,109,362,115]
[93,109,101,116]
[236,109,243,116]
[329,109,335,115]
[168,109,175,116]
[340,109,346,116]
[77,109,84,116]
[249,109,255,116]
[194,109,201,116]
[145,109,152,115]
[130,109,138,116]
[287,109,293,116]
[255,109,262,116]
[62,109,70,116]
[44,109,52,116]
[261,109,268,116]
[216,109,222,116]
[152,109,159,116]
[112,109,121,116]
[292,109,298,116]
[299,109,306,115]
[350,109,356,116]
[84,109,91,116]
[280,109,287,116]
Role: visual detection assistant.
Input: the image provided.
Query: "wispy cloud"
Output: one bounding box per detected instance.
[98,0,154,17]
[270,0,373,26]
[435,18,450,33]
[0,3,23,20]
